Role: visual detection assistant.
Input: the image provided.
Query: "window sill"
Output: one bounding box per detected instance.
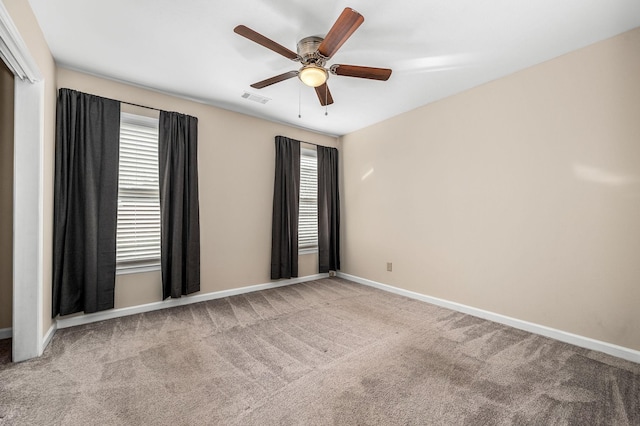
[116,264,161,275]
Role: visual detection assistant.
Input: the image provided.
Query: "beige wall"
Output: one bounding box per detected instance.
[3,0,57,337]
[57,68,336,309]
[0,60,14,330]
[341,28,640,351]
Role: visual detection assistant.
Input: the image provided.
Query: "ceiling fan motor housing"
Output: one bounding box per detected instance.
[297,36,327,66]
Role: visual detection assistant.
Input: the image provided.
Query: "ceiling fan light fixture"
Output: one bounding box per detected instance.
[299,65,328,87]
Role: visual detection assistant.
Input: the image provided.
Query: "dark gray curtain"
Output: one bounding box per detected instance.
[158,111,200,299]
[271,136,300,279]
[52,88,121,317]
[317,146,340,273]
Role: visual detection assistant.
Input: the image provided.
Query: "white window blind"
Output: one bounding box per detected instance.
[116,112,161,272]
[299,148,318,251]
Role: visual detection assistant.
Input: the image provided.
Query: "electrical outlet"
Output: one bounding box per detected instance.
[387,262,392,272]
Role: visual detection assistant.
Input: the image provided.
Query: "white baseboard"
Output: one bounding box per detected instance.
[337,272,640,364]
[0,327,11,340]
[56,273,329,330]
[0,325,55,356]
[41,323,57,354]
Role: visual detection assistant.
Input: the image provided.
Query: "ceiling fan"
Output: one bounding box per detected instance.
[234,7,392,106]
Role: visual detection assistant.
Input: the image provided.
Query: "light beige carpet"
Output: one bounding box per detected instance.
[1,277,639,425]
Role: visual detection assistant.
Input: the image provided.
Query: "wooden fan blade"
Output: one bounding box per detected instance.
[234,25,299,61]
[331,64,392,81]
[315,83,334,106]
[317,8,364,59]
[250,71,299,89]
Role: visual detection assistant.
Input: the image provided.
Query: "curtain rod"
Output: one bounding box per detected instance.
[277,135,334,148]
[61,88,163,112]
[121,100,162,112]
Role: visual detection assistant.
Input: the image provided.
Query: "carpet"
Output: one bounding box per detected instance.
[1,277,638,425]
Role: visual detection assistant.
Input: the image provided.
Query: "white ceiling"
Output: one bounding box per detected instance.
[27,0,640,136]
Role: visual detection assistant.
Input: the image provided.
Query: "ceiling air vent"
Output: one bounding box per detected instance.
[241,92,271,104]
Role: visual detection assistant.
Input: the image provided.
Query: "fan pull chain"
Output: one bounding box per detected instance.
[298,85,302,119]
[325,84,328,116]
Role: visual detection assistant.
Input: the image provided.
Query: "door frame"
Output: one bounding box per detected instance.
[0,1,46,362]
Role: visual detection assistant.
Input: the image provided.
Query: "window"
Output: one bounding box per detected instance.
[299,147,318,253]
[116,112,161,273]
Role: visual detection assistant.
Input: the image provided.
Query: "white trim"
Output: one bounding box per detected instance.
[0,1,41,82]
[300,146,317,157]
[57,273,329,329]
[120,111,159,128]
[1,1,46,363]
[0,327,11,340]
[12,78,45,362]
[337,272,640,364]
[40,323,56,353]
